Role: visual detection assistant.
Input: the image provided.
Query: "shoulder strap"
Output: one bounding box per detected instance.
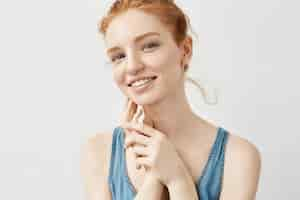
[197,127,229,199]
[108,126,123,183]
[210,127,229,166]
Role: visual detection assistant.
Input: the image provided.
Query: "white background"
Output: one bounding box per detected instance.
[0,0,299,199]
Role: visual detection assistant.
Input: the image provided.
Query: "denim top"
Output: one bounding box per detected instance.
[108,126,229,200]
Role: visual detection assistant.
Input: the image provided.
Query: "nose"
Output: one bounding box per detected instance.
[126,51,144,75]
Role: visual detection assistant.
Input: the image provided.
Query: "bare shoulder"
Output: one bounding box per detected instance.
[80,131,113,176]
[80,131,113,200]
[220,131,262,199]
[225,132,262,161]
[84,131,113,154]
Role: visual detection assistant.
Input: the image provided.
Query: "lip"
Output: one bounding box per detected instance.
[128,76,157,87]
[129,76,157,93]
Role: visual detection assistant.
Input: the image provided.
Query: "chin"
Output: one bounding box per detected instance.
[132,91,166,106]
[130,97,155,106]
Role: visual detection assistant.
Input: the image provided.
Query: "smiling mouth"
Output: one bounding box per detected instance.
[128,76,157,87]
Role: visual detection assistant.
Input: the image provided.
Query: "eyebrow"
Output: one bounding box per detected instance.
[106,32,160,54]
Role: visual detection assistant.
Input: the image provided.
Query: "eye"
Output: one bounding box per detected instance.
[142,41,160,51]
[111,53,125,63]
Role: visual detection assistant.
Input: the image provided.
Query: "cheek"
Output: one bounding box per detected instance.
[112,68,131,97]
[144,51,177,71]
[112,69,124,86]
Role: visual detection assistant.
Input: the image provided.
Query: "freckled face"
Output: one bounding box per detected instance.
[104,9,185,105]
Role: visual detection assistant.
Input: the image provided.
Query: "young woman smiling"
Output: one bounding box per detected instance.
[80,1,261,199]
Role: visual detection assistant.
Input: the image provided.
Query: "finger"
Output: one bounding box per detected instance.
[127,129,147,138]
[131,145,149,157]
[126,100,137,122]
[124,133,150,148]
[122,122,156,137]
[136,156,152,168]
[120,99,137,124]
[136,162,149,170]
[135,162,148,170]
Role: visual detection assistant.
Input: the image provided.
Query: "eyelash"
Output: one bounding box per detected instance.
[111,42,160,63]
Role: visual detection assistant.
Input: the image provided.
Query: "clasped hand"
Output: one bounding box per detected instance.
[121,121,187,186]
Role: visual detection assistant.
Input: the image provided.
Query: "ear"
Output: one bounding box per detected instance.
[180,36,193,67]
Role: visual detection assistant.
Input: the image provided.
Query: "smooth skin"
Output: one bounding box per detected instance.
[122,121,198,199]
[80,8,261,200]
[80,126,262,200]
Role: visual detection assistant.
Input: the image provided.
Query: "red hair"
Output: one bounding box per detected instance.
[98,0,192,48]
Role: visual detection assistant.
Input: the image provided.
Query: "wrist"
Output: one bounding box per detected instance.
[145,171,164,187]
[166,165,192,188]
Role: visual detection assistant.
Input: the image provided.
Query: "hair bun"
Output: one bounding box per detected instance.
[115,0,175,4]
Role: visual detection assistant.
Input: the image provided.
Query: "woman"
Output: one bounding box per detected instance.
[80,0,262,199]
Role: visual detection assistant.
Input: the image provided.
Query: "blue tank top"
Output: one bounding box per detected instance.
[108,126,229,200]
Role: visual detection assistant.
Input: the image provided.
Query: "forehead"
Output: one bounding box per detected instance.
[104,9,172,49]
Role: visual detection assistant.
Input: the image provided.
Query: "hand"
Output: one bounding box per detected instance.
[144,170,164,186]
[121,121,187,186]
[125,99,154,127]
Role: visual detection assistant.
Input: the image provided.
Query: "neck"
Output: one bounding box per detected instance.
[142,85,206,141]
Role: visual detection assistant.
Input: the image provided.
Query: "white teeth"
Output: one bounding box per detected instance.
[131,77,154,87]
[131,78,152,87]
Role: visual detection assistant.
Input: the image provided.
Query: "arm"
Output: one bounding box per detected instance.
[80,134,112,200]
[219,135,262,200]
[166,163,198,200]
[134,173,165,200]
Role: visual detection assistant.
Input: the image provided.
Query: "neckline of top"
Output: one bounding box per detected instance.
[118,126,224,194]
